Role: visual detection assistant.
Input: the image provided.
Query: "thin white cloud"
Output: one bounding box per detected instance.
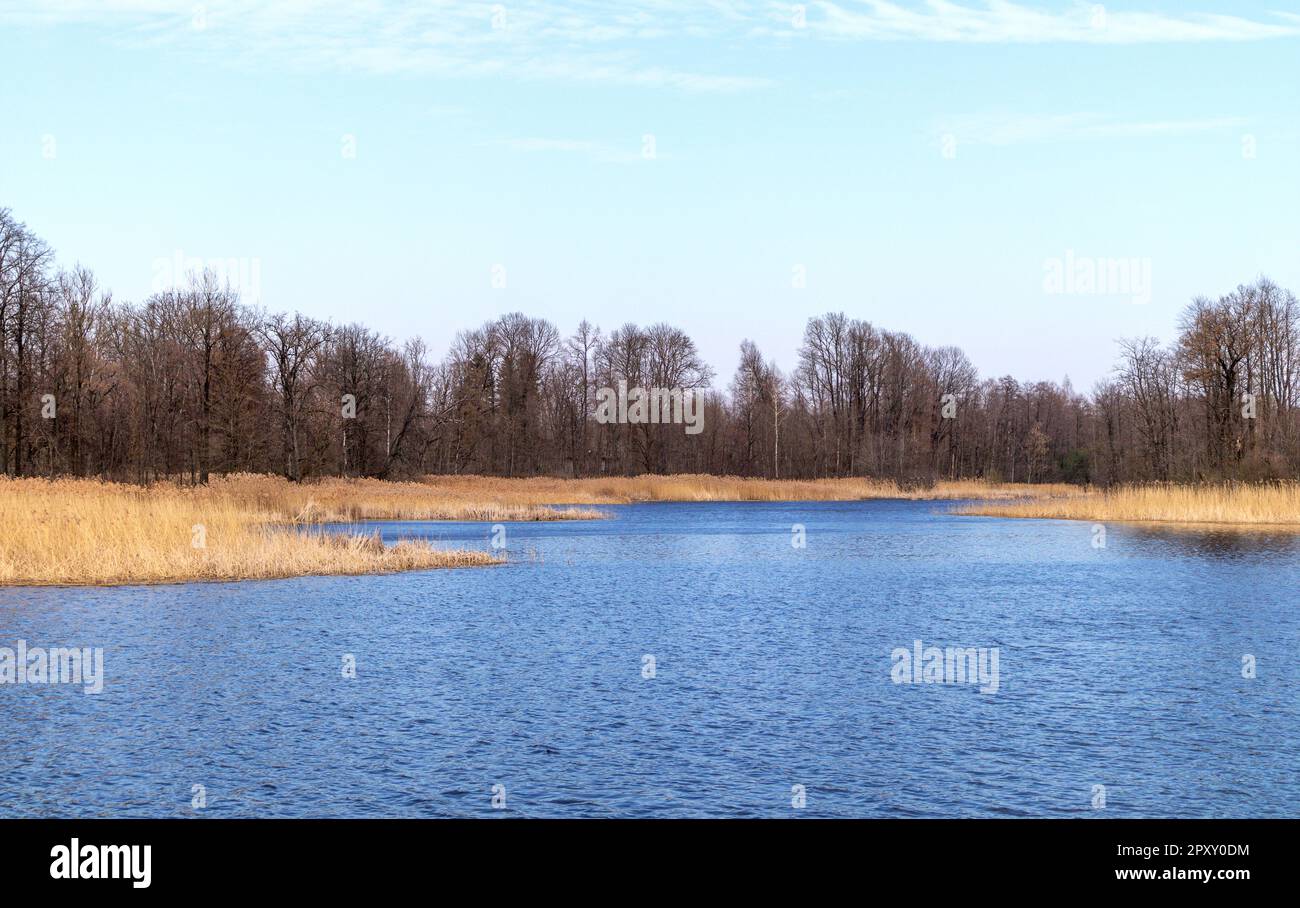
[500,138,599,154]
[0,0,772,91]
[936,112,1248,145]
[427,104,469,118]
[803,1,1300,43]
[490,136,658,164]
[0,0,1295,95]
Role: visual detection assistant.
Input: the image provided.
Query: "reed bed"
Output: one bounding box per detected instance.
[417,474,1074,504]
[209,474,603,522]
[0,477,500,586]
[20,472,1281,586]
[958,482,1300,527]
[0,472,1069,586]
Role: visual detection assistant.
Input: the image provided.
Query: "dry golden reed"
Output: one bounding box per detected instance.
[16,472,1263,587]
[415,474,1074,505]
[0,476,501,586]
[0,473,1062,586]
[208,473,604,522]
[959,482,1300,527]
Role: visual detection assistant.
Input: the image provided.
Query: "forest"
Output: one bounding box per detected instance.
[3,206,1297,487]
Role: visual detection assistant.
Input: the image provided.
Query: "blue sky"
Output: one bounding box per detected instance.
[2,0,1297,389]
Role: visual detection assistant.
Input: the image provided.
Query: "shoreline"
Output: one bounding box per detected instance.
[7,474,1298,586]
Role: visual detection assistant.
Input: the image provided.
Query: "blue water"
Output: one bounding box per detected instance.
[1,500,1297,818]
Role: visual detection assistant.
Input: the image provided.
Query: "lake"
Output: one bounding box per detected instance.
[2,500,1296,818]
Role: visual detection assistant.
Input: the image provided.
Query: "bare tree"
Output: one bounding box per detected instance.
[259,312,329,480]
[4,209,1300,487]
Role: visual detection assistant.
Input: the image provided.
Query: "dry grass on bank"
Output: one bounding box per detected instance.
[417,474,1075,504]
[211,474,603,522]
[958,482,1300,528]
[0,476,501,586]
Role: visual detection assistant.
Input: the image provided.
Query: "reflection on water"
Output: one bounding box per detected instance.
[1,500,1297,818]
[1126,524,1300,558]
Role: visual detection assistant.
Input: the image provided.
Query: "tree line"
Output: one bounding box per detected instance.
[4,206,1298,485]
